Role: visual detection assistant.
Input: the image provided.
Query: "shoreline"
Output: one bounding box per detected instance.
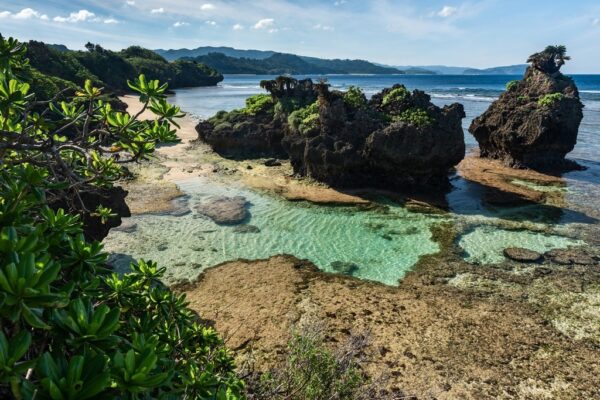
[113,96,600,398]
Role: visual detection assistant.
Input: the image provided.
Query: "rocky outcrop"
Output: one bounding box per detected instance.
[194,195,249,224]
[283,83,466,189]
[197,77,465,190]
[196,77,317,159]
[469,46,584,170]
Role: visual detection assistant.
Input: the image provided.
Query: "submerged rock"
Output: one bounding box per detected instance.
[330,261,360,276]
[545,248,596,265]
[195,195,249,225]
[503,247,543,263]
[469,46,584,170]
[233,224,261,234]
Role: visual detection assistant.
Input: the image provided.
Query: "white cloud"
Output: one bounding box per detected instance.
[205,20,217,26]
[334,0,347,5]
[13,8,43,19]
[173,21,189,27]
[593,18,600,26]
[126,0,135,5]
[438,6,457,18]
[201,4,215,11]
[254,18,275,29]
[104,18,119,24]
[232,23,244,30]
[314,23,334,31]
[151,7,165,14]
[54,9,96,23]
[1,8,50,21]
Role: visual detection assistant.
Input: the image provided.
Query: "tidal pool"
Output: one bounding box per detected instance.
[104,176,590,286]
[104,178,446,285]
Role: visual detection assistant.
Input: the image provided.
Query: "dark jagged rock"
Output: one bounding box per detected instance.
[198,77,465,190]
[195,77,317,159]
[469,46,584,170]
[283,83,465,189]
[50,186,131,242]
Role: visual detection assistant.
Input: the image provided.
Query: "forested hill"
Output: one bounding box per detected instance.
[25,41,223,97]
[182,52,404,75]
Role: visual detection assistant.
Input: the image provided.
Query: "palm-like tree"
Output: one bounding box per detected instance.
[527,45,570,74]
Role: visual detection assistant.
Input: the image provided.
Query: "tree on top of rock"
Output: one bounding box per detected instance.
[527,45,571,74]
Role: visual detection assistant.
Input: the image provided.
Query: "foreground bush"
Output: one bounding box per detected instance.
[0,35,243,399]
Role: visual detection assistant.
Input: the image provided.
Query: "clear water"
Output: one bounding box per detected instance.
[104,75,600,285]
[104,178,445,286]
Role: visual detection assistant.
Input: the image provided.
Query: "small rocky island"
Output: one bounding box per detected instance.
[197,77,465,189]
[470,46,584,170]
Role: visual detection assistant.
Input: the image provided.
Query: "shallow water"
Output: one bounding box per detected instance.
[104,75,599,285]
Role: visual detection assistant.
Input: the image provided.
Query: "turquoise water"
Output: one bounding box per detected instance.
[104,178,445,286]
[104,75,598,285]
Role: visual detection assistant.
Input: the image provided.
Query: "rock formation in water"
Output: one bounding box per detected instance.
[195,195,249,224]
[196,76,316,158]
[469,45,584,170]
[283,83,465,189]
[197,77,465,190]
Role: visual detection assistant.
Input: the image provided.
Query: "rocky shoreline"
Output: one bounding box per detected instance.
[114,92,599,399]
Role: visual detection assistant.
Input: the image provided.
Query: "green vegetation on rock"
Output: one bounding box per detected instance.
[242,94,274,115]
[382,86,409,107]
[538,93,564,107]
[288,101,320,135]
[393,107,434,127]
[506,80,519,91]
[343,86,367,109]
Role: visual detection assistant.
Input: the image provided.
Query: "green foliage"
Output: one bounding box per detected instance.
[343,86,367,109]
[249,331,367,400]
[382,86,409,107]
[506,80,519,91]
[25,41,223,93]
[0,36,244,399]
[288,101,320,135]
[242,94,274,115]
[517,95,530,103]
[538,93,564,107]
[393,107,434,127]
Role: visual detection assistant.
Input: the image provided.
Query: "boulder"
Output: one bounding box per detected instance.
[503,247,543,263]
[195,195,249,225]
[469,46,584,170]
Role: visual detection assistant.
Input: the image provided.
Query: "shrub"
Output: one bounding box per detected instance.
[393,107,433,127]
[344,86,367,109]
[382,86,409,107]
[538,92,564,107]
[288,101,320,135]
[246,329,369,400]
[243,94,274,115]
[0,35,243,399]
[506,80,519,91]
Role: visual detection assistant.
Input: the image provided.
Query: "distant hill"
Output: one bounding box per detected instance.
[184,52,404,75]
[156,46,275,61]
[25,41,223,98]
[462,64,528,75]
[391,64,528,75]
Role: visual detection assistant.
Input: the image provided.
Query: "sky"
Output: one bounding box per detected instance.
[1,0,599,72]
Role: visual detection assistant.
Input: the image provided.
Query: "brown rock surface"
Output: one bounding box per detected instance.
[183,255,600,399]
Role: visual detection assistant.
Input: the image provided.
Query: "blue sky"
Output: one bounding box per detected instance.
[1,0,599,72]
